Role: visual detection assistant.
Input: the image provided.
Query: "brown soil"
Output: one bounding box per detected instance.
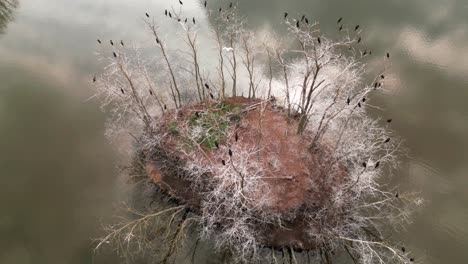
[145,96,346,250]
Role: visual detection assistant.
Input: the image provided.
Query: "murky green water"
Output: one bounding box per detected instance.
[1,0,467,263]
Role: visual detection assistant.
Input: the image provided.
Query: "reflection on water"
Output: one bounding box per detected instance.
[0,0,468,263]
[0,0,17,33]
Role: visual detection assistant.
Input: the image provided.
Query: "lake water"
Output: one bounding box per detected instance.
[1,0,468,263]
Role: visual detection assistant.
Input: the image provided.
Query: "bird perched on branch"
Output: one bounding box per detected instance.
[362,162,367,168]
[193,17,196,24]
[93,76,96,83]
[120,40,124,46]
[146,13,150,18]
[387,119,392,123]
[301,15,305,21]
[97,39,101,44]
[222,160,226,166]
[339,24,343,31]
[165,9,167,16]
[179,0,183,5]
[204,1,207,8]
[110,40,114,46]
[215,141,219,149]
[113,51,117,58]
[305,17,309,24]
[296,20,300,28]
[228,149,233,156]
[229,2,232,8]
[358,36,361,43]
[355,25,360,31]
[337,17,342,23]
[347,97,350,104]
[375,161,380,168]
[387,52,390,58]
[384,137,390,143]
[169,12,172,18]
[284,12,288,19]
[235,132,239,142]
[204,83,210,89]
[120,88,125,94]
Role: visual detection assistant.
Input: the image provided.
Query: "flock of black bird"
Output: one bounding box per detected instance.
[94,9,413,259]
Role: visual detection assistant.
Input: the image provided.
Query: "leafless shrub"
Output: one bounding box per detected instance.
[92,4,420,264]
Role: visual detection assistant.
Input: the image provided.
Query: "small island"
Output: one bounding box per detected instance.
[93,3,420,264]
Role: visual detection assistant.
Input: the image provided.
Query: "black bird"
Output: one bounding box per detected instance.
[193,17,196,24]
[178,18,181,22]
[380,74,385,79]
[228,149,233,156]
[195,111,199,117]
[169,12,172,18]
[410,258,414,262]
[395,192,399,198]
[113,51,117,58]
[339,25,343,31]
[164,104,167,110]
[387,52,390,58]
[229,2,232,8]
[235,132,239,142]
[97,39,102,44]
[346,97,350,104]
[363,49,367,56]
[146,12,150,18]
[296,20,300,28]
[156,38,160,44]
[337,17,342,24]
[185,18,188,23]
[179,0,183,5]
[215,141,219,149]
[317,37,321,44]
[205,83,210,89]
[165,9,167,16]
[387,119,392,123]
[210,93,214,99]
[362,162,367,168]
[374,82,379,88]
[120,40,124,46]
[378,82,382,87]
[355,25,360,31]
[401,247,406,252]
[284,12,288,19]
[93,76,96,83]
[121,88,125,94]
[362,97,366,102]
[110,40,114,46]
[301,15,305,21]
[369,50,372,55]
[305,17,309,24]
[149,89,153,95]
[222,160,226,166]
[375,161,380,168]
[384,137,390,143]
[358,102,361,108]
[204,1,207,8]
[358,36,361,43]
[219,7,222,12]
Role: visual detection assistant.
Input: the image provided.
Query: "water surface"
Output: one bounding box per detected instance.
[1,0,467,263]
